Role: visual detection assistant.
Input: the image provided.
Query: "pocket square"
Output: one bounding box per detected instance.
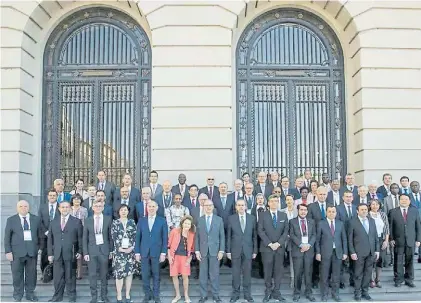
[279,220,285,223]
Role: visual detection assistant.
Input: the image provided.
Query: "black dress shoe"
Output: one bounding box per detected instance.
[230,296,239,303]
[48,298,63,302]
[90,298,97,303]
[362,294,372,301]
[13,296,22,302]
[306,295,316,302]
[154,297,162,303]
[198,297,207,303]
[395,282,402,287]
[312,283,319,289]
[354,295,361,302]
[263,294,271,303]
[26,295,38,302]
[271,294,286,302]
[321,296,328,302]
[339,282,345,289]
[101,297,110,303]
[418,258,421,263]
[142,297,150,303]
[293,295,300,302]
[405,281,416,288]
[213,297,222,303]
[244,296,254,303]
[332,295,341,302]
[350,281,355,287]
[69,298,76,303]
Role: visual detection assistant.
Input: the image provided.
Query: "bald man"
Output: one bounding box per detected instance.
[4,200,41,302]
[155,180,174,217]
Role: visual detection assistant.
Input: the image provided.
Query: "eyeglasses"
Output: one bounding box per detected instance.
[204,204,213,207]
[274,191,281,193]
[207,178,214,181]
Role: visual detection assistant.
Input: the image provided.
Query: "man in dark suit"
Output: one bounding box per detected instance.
[316,205,348,302]
[135,201,168,303]
[258,195,289,302]
[327,180,341,206]
[4,200,41,302]
[251,193,267,279]
[409,181,420,208]
[348,204,379,301]
[229,179,245,203]
[336,190,356,288]
[269,171,281,188]
[148,170,163,200]
[83,201,113,303]
[182,184,200,210]
[389,193,421,287]
[353,185,369,205]
[53,178,72,204]
[226,199,257,303]
[254,172,273,199]
[83,186,97,209]
[280,176,301,201]
[154,180,174,217]
[134,187,153,222]
[87,190,113,217]
[244,183,256,214]
[112,186,136,220]
[376,173,392,200]
[39,189,60,274]
[339,173,358,200]
[47,201,83,302]
[214,182,235,228]
[171,173,189,199]
[289,204,316,302]
[114,174,141,203]
[199,176,220,202]
[96,170,116,205]
[195,200,225,303]
[307,186,331,287]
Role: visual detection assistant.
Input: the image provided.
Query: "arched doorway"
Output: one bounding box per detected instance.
[236,8,346,181]
[42,8,151,192]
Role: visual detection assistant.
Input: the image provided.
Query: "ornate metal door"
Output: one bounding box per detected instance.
[42,8,151,192]
[236,9,346,181]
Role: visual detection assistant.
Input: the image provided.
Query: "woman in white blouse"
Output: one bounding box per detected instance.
[282,194,298,288]
[306,180,319,204]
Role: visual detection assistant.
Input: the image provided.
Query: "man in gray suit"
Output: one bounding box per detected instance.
[258,195,289,302]
[316,205,348,302]
[383,183,400,215]
[83,201,113,303]
[226,199,257,303]
[96,170,116,205]
[148,170,163,200]
[195,199,225,303]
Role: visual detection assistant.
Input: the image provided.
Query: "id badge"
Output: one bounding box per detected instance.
[95,233,104,245]
[302,236,309,244]
[121,237,130,249]
[23,230,32,241]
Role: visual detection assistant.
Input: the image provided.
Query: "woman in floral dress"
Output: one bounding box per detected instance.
[112,204,139,303]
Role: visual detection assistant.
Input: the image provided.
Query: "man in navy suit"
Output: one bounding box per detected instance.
[135,187,153,222]
[171,173,189,199]
[114,174,141,203]
[199,176,220,202]
[155,180,174,217]
[376,173,392,200]
[400,176,412,195]
[339,174,358,200]
[183,184,200,210]
[410,181,420,208]
[54,178,71,203]
[148,170,163,200]
[135,201,168,303]
[327,180,341,206]
[96,170,116,205]
[280,176,301,201]
[254,172,273,199]
[87,190,113,217]
[228,179,244,203]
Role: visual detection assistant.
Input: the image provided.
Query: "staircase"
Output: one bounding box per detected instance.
[1,257,421,302]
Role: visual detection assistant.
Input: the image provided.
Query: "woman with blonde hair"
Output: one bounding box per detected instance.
[168,215,196,303]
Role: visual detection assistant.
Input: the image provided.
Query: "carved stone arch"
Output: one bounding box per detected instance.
[236,8,346,181]
[42,7,151,192]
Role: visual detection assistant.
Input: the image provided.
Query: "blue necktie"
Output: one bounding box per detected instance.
[404,188,408,194]
[272,213,277,228]
[206,216,211,232]
[247,197,252,210]
[49,205,54,221]
[222,197,226,209]
[23,217,29,230]
[57,194,63,203]
[320,204,326,219]
[363,219,369,234]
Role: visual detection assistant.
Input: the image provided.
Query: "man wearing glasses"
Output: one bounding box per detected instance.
[195,200,225,303]
[199,176,220,202]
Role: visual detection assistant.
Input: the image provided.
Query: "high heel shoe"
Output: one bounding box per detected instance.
[172,296,181,303]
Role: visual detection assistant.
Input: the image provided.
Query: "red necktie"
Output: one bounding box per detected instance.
[403,209,407,223]
[301,219,307,235]
[302,199,307,205]
[144,202,148,217]
[192,199,196,207]
[330,221,335,236]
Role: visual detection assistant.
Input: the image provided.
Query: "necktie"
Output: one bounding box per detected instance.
[165,195,169,207]
[404,188,408,194]
[58,194,62,203]
[145,203,149,217]
[23,217,29,230]
[416,194,420,206]
[222,197,226,209]
[61,217,66,230]
[240,216,245,232]
[284,189,287,196]
[95,216,100,233]
[363,218,369,234]
[209,187,213,199]
[394,196,398,208]
[192,199,196,208]
[258,207,264,213]
[347,205,352,218]
[101,183,104,190]
[206,216,211,232]
[247,197,252,209]
[330,220,335,236]
[152,184,156,195]
[272,213,277,228]
[403,209,408,223]
[49,205,54,221]
[371,193,375,199]
[301,219,307,235]
[320,204,326,218]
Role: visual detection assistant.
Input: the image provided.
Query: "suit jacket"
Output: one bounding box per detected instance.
[339,185,358,200]
[288,217,316,258]
[190,207,216,227]
[257,210,288,253]
[38,202,60,246]
[135,216,168,257]
[348,216,379,257]
[149,183,163,200]
[4,214,41,258]
[389,207,421,248]
[280,188,301,201]
[409,192,420,208]
[171,184,190,199]
[213,195,235,228]
[376,185,390,200]
[253,183,273,199]
[308,202,332,223]
[199,185,220,202]
[56,192,72,203]
[134,201,148,223]
[353,195,370,206]
[47,215,83,261]
[228,191,244,204]
[96,181,116,205]
[384,195,400,216]
[251,205,267,222]
[168,228,195,259]
[195,214,225,257]
[182,195,200,211]
[83,197,96,209]
[316,219,348,260]
[83,215,113,256]
[327,191,342,206]
[87,204,113,218]
[336,203,357,231]
[114,186,141,204]
[226,213,257,259]
[112,199,137,220]
[155,192,174,217]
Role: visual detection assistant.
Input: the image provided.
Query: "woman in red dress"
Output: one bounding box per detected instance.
[168,215,195,303]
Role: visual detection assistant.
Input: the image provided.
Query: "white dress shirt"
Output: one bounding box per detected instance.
[19,213,30,229]
[94,213,104,233]
[148,215,156,231]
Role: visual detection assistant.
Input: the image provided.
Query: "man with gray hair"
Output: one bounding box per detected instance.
[229,179,244,203]
[53,178,71,203]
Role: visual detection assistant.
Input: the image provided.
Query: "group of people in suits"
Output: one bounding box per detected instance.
[4,169,421,303]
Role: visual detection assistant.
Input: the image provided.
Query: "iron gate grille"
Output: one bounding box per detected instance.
[42,8,151,192]
[236,9,346,181]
